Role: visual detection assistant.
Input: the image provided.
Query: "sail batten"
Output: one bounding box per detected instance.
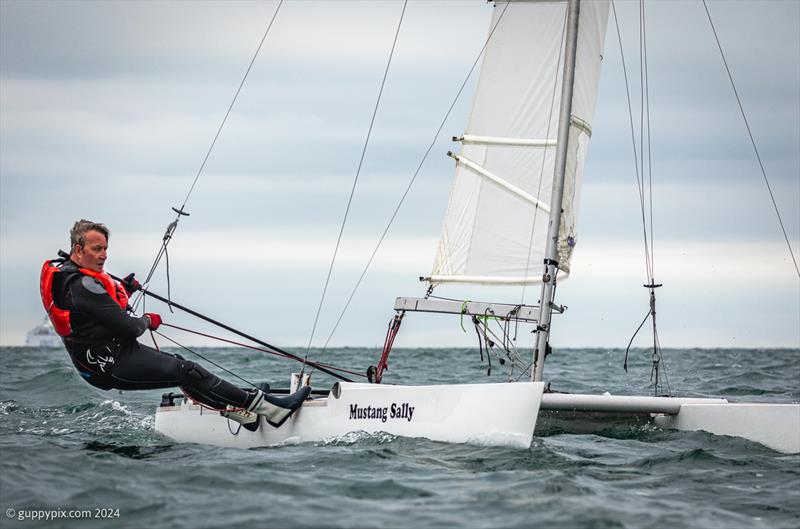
[456,135,557,148]
[424,275,545,286]
[448,152,552,213]
[429,0,609,287]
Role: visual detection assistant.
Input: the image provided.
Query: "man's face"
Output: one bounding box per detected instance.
[73,230,108,272]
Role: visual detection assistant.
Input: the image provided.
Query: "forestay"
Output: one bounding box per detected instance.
[428,0,609,286]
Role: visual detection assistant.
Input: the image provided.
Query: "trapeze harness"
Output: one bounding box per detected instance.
[39,257,254,410]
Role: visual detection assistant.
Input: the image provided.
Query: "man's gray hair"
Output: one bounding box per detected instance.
[70,219,109,250]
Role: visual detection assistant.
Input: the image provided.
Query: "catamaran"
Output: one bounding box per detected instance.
[153,0,799,453]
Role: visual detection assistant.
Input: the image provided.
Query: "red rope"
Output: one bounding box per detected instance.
[375,312,404,383]
[162,322,367,378]
[179,388,246,414]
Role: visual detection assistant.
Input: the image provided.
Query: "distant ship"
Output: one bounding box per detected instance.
[25,317,62,348]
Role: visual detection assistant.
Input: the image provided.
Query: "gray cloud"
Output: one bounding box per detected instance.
[1,0,797,347]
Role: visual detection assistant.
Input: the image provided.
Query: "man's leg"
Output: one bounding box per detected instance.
[109,341,253,409]
[110,341,311,428]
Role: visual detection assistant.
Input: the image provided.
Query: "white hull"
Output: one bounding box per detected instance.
[653,402,800,454]
[155,381,545,449]
[154,384,798,453]
[540,393,800,454]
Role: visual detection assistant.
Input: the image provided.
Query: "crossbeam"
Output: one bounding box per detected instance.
[394,297,539,323]
[540,393,728,415]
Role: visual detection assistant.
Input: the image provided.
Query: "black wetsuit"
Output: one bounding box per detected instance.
[54,259,253,409]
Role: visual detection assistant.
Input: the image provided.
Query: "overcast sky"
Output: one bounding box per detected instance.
[1,0,798,352]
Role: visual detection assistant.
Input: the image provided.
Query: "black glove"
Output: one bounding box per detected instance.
[121,273,142,295]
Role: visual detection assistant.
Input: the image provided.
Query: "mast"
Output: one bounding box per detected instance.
[532,0,581,382]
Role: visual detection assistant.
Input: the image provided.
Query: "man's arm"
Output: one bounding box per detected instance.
[70,276,150,337]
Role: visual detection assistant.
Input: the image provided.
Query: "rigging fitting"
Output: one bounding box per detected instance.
[370,311,405,384]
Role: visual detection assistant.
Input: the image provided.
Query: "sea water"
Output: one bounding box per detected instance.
[1,346,798,529]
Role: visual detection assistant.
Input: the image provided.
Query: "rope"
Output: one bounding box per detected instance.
[701,0,799,279]
[153,329,260,389]
[164,245,173,313]
[180,0,284,211]
[374,312,404,383]
[194,399,246,415]
[162,322,367,379]
[302,0,408,366]
[614,1,668,393]
[640,2,667,394]
[460,300,471,333]
[642,2,655,283]
[470,312,530,380]
[313,0,514,359]
[654,324,671,396]
[622,307,650,373]
[122,280,358,382]
[651,323,670,396]
[612,0,652,283]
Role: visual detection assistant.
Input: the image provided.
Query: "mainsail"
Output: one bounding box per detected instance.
[428,0,609,286]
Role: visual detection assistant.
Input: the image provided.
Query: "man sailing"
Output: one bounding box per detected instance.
[40,219,309,430]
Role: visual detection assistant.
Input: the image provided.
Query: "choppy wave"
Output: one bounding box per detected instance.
[319,430,399,446]
[1,347,798,529]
